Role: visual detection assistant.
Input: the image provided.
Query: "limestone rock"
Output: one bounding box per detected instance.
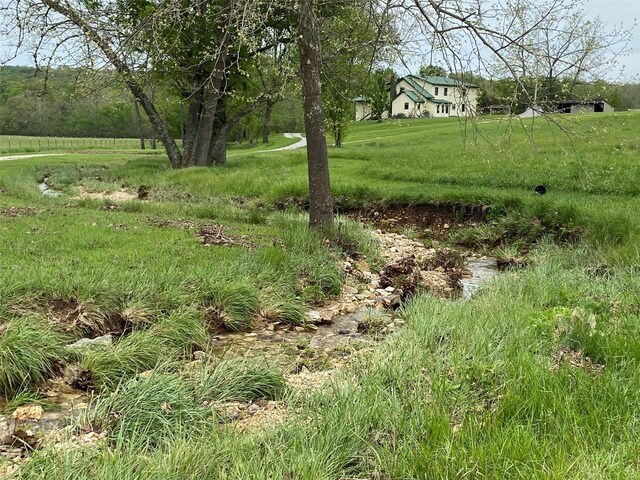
[67,334,113,350]
[11,405,43,422]
[0,416,12,445]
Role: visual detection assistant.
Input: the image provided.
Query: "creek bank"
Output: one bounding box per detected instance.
[342,202,491,239]
[199,228,499,431]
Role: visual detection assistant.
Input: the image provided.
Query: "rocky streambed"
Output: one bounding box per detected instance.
[0,228,499,471]
[213,229,498,368]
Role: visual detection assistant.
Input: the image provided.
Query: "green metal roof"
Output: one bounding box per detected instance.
[418,75,479,88]
[402,76,433,100]
[429,98,452,105]
[404,90,424,104]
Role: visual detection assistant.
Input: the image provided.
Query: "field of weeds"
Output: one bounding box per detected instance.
[2,114,640,478]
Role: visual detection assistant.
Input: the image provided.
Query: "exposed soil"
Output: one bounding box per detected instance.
[204,307,231,333]
[275,200,490,236]
[1,207,41,217]
[341,202,490,238]
[75,187,138,202]
[47,299,128,338]
[137,185,150,200]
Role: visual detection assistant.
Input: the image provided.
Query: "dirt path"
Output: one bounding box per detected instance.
[0,154,64,161]
[259,133,306,152]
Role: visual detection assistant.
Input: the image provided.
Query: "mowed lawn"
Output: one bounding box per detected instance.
[2,113,640,478]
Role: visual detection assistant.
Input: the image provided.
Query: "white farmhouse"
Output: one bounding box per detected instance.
[355,75,479,121]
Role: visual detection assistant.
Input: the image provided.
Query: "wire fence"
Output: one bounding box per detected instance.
[0,136,180,154]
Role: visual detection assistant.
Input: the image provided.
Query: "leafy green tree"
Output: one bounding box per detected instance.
[319,0,392,146]
[8,0,298,167]
[419,64,447,77]
[366,68,392,121]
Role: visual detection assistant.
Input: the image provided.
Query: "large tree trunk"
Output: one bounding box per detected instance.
[181,89,204,167]
[191,0,230,167]
[133,98,145,150]
[209,127,228,166]
[133,87,182,167]
[192,81,223,166]
[262,101,274,144]
[207,102,228,166]
[298,0,334,229]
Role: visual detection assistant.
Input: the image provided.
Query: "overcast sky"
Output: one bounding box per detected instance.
[586,0,639,79]
[1,0,638,80]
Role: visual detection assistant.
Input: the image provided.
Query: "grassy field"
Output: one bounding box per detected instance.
[2,113,640,478]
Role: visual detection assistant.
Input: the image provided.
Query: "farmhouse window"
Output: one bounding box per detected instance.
[404,102,409,110]
[444,88,448,96]
[435,87,439,95]
[461,104,466,112]
[437,105,440,113]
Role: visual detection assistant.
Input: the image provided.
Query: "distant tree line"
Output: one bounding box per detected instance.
[0,66,304,140]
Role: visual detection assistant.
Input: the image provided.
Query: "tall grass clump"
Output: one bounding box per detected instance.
[192,359,287,402]
[201,281,261,331]
[270,214,344,302]
[0,317,67,398]
[81,310,207,390]
[89,360,285,447]
[333,215,380,261]
[260,293,307,326]
[91,372,212,448]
